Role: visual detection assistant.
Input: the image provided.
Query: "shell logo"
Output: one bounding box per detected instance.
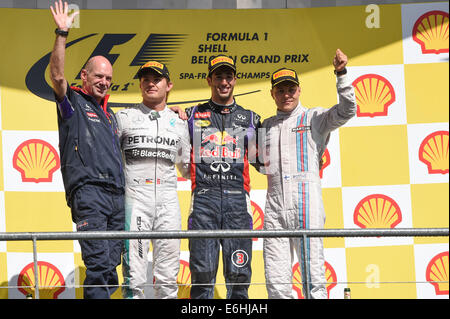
[292,261,336,299]
[352,74,396,118]
[353,194,402,229]
[412,10,449,55]
[426,251,449,295]
[177,260,191,299]
[17,261,65,299]
[12,139,60,183]
[292,262,305,299]
[251,200,264,241]
[418,131,449,175]
[319,148,330,179]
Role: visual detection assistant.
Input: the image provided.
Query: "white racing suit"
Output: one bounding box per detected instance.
[260,75,356,299]
[116,104,190,299]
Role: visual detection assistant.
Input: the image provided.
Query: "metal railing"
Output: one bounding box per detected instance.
[1,227,448,299]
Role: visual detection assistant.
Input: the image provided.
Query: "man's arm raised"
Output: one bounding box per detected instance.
[49,0,79,101]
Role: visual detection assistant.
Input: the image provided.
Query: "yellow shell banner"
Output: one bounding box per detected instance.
[0,2,448,299]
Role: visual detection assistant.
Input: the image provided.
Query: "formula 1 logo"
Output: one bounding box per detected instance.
[25,33,187,105]
[25,32,260,108]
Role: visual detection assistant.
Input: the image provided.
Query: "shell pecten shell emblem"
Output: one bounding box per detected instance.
[17,261,65,299]
[352,74,396,118]
[177,260,191,299]
[419,131,449,175]
[319,148,330,179]
[413,10,449,55]
[251,200,264,241]
[426,251,449,295]
[292,261,336,299]
[353,194,402,229]
[12,139,60,183]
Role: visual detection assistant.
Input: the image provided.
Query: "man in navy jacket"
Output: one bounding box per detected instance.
[49,0,125,299]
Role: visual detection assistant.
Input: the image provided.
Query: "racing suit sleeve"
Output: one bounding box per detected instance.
[255,118,268,175]
[114,110,124,141]
[313,74,357,135]
[176,120,191,180]
[54,82,75,120]
[248,112,264,173]
[113,110,127,167]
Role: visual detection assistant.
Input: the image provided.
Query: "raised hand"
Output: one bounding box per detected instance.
[50,0,79,31]
[333,49,348,72]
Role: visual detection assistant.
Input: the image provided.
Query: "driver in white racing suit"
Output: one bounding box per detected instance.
[117,61,190,299]
[260,49,356,299]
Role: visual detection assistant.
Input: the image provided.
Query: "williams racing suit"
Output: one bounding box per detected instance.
[186,99,261,299]
[260,75,356,299]
[116,104,190,299]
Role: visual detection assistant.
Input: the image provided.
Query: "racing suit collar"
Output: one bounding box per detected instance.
[138,103,169,114]
[276,101,305,118]
[71,86,110,117]
[208,98,237,114]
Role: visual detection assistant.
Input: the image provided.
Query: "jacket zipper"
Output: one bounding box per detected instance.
[155,114,159,205]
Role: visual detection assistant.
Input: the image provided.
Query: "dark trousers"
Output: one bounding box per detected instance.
[188,189,253,299]
[71,184,125,299]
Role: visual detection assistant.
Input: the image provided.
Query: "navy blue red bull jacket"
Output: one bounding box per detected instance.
[56,84,124,206]
[186,99,261,194]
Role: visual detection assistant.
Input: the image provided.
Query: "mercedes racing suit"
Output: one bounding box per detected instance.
[260,75,356,299]
[186,99,261,299]
[116,104,190,299]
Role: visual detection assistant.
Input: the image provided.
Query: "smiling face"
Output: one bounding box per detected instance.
[207,66,236,105]
[80,56,113,104]
[139,70,172,109]
[270,81,301,113]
